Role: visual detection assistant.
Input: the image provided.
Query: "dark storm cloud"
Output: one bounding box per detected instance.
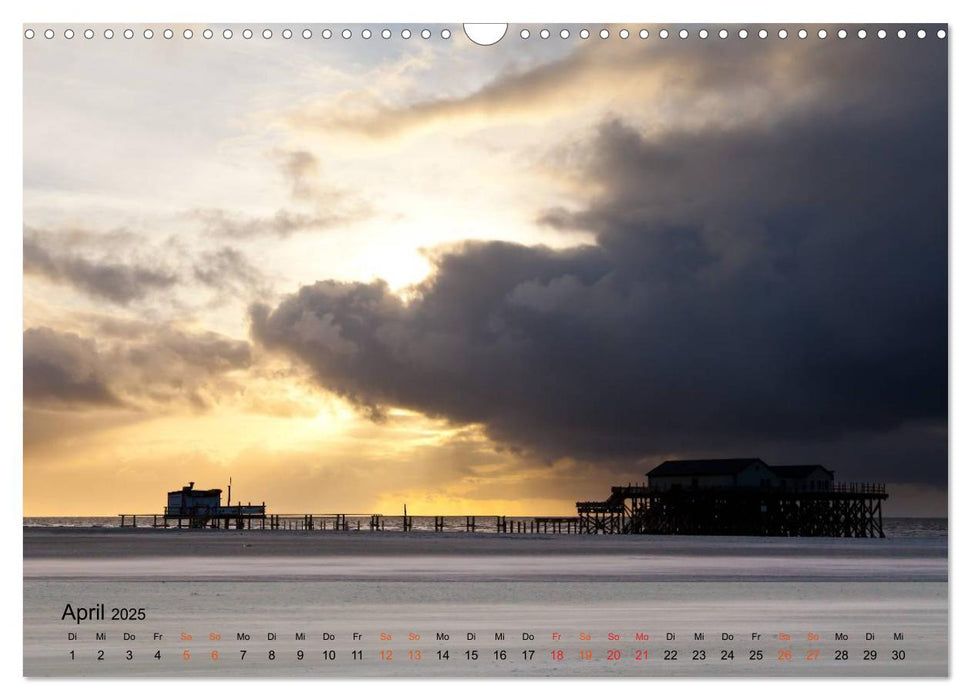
[126,327,252,376]
[24,327,121,407]
[24,233,178,304]
[23,325,253,411]
[252,38,947,484]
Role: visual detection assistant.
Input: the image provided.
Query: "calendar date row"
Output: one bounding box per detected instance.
[66,647,908,663]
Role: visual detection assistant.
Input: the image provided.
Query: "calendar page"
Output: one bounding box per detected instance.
[21,21,948,679]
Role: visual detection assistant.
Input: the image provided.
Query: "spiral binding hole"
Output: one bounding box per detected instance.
[22,25,948,44]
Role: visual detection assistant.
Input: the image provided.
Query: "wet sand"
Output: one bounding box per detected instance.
[24,527,947,582]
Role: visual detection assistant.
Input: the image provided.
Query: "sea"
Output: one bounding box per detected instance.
[22,516,947,538]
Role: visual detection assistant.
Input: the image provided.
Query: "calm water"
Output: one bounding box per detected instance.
[23,516,947,539]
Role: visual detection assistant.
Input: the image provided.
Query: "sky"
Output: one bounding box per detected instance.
[23,24,948,517]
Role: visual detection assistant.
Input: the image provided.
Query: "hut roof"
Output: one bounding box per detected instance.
[647,458,767,477]
[167,485,222,497]
[769,464,834,479]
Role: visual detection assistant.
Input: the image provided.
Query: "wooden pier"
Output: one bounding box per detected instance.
[117,511,581,534]
[123,481,590,533]
[119,471,887,538]
[118,486,885,537]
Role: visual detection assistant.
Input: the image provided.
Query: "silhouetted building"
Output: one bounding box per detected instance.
[166,482,222,515]
[646,459,837,492]
[163,481,265,528]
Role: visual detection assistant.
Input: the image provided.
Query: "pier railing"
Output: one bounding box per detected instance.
[830,482,886,494]
[116,512,582,534]
[608,482,886,495]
